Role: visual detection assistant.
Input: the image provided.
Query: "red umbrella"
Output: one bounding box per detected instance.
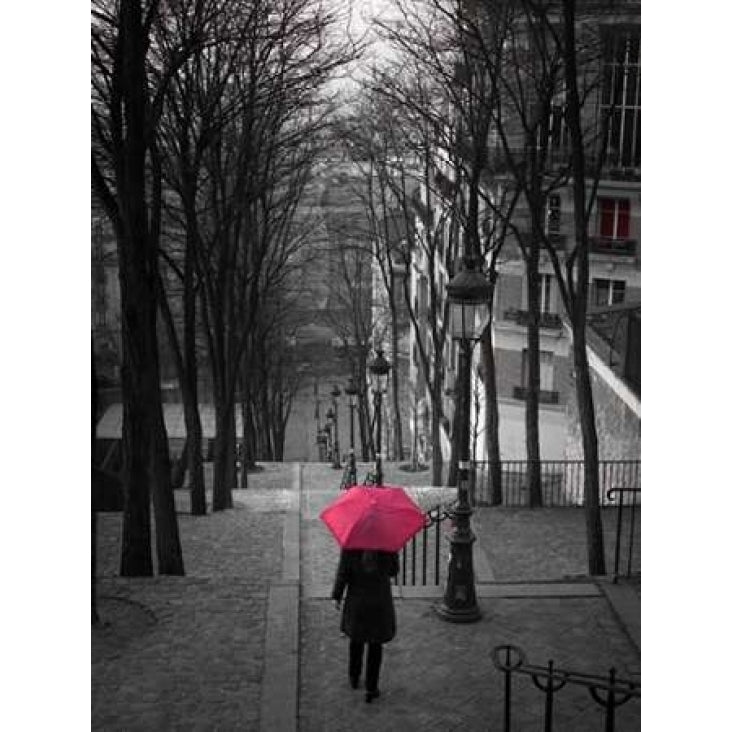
[319,484,427,552]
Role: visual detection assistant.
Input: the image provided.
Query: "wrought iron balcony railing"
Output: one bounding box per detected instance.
[503,309,563,330]
[511,229,567,250]
[589,237,637,256]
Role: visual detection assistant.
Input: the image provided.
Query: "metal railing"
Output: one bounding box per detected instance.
[393,504,453,587]
[589,236,638,256]
[340,471,453,587]
[607,487,641,583]
[474,460,641,508]
[491,644,640,732]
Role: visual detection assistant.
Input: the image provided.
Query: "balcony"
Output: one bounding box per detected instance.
[589,237,637,256]
[511,229,567,250]
[513,386,560,404]
[503,309,563,330]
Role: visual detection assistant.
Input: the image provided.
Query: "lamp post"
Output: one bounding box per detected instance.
[435,256,492,624]
[369,348,391,485]
[330,385,342,469]
[344,377,359,487]
[325,411,334,463]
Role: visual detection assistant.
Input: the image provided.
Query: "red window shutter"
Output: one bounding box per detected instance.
[599,199,615,237]
[617,200,630,239]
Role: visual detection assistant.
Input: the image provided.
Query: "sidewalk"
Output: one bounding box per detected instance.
[92,461,640,731]
[92,463,296,730]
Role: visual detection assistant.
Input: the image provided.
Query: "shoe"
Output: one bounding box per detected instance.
[365,690,380,703]
[349,675,359,689]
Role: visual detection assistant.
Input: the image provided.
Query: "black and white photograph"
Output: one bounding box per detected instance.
[88,0,648,728]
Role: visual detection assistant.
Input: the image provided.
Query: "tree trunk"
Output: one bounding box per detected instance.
[212,390,235,511]
[119,369,153,576]
[561,0,606,575]
[115,0,184,577]
[574,330,606,575]
[238,374,249,489]
[245,392,258,470]
[149,403,185,574]
[429,373,444,486]
[360,392,373,461]
[525,239,543,507]
[182,224,206,514]
[410,395,419,471]
[447,393,459,487]
[171,438,188,490]
[184,395,207,515]
[389,294,405,461]
[116,0,154,577]
[92,347,100,625]
[480,327,503,505]
[156,242,205,514]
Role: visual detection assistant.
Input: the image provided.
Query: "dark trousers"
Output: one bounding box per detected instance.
[349,640,383,692]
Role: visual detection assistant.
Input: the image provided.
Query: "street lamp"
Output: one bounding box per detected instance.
[344,377,359,487]
[436,256,492,624]
[330,385,342,469]
[369,348,391,485]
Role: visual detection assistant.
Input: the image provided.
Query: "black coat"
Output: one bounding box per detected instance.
[331,550,399,644]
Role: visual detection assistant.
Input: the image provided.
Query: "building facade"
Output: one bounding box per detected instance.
[406,0,641,463]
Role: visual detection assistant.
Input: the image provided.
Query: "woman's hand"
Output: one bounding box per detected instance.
[332,599,341,611]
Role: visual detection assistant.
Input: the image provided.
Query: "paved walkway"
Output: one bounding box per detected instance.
[92,461,640,731]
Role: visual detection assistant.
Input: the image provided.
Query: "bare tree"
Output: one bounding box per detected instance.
[320,212,378,461]
[461,0,613,569]
[91,0,206,575]
[371,2,513,488]
[556,0,608,574]
[166,0,359,509]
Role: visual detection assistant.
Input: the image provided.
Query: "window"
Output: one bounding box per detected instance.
[593,278,626,306]
[597,198,630,239]
[522,349,554,391]
[545,195,561,237]
[601,26,641,169]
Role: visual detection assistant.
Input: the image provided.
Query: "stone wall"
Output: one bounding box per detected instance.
[564,360,640,461]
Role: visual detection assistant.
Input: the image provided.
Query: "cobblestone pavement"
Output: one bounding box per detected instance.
[93,460,640,730]
[92,463,292,731]
[472,506,641,581]
[299,463,641,731]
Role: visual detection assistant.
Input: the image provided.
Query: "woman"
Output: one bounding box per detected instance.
[331,549,399,702]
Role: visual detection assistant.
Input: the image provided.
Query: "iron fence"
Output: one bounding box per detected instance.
[491,644,640,732]
[474,460,641,508]
[393,504,453,587]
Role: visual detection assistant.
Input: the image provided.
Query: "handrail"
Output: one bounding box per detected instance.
[392,502,455,587]
[491,644,640,731]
